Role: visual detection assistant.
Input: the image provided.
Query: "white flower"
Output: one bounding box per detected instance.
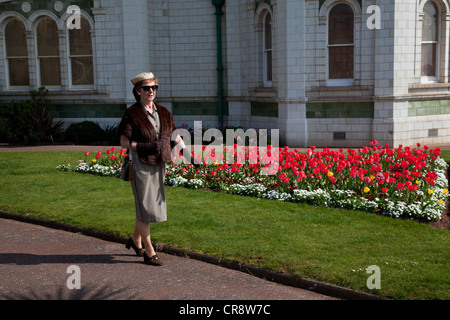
[186,179,204,189]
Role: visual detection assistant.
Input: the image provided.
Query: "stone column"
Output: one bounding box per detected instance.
[275,0,307,147]
[373,0,417,147]
[121,0,150,103]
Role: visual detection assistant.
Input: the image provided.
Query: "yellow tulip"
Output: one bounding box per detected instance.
[364,187,370,193]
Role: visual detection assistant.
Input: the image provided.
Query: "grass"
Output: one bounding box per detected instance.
[0,151,449,300]
[440,149,450,162]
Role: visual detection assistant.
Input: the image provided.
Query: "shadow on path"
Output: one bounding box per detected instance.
[0,253,134,266]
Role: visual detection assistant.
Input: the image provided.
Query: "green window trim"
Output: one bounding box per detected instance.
[306,102,374,119]
[47,103,126,118]
[251,102,278,118]
[172,101,229,116]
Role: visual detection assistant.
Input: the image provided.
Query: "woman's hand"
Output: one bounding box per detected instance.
[136,141,162,155]
[120,135,130,149]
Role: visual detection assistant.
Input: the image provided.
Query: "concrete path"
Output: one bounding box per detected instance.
[0,218,337,301]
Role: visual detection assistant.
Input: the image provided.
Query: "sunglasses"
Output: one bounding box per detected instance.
[139,85,158,92]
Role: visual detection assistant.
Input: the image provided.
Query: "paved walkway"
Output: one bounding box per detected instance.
[0,217,337,301]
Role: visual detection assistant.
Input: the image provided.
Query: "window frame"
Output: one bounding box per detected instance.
[326,3,355,87]
[67,16,94,90]
[4,18,30,90]
[35,16,62,90]
[421,0,440,83]
[262,10,273,88]
[0,10,96,92]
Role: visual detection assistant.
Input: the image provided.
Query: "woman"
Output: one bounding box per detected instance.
[118,72,186,266]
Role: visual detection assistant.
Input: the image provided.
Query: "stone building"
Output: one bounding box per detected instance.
[1,0,450,147]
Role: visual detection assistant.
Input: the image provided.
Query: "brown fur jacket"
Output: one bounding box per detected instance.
[118,102,178,165]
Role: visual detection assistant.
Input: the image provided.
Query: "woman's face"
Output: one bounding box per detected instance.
[137,81,158,104]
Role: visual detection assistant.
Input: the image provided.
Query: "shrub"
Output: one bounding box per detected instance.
[0,87,64,145]
[64,121,105,145]
[103,124,120,146]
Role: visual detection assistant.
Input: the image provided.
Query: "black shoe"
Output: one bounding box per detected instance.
[125,238,144,257]
[143,251,163,266]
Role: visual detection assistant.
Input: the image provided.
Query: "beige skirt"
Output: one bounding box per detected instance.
[130,151,167,223]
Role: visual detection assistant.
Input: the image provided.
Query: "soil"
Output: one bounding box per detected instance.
[429,168,450,230]
[429,207,450,230]
[431,171,450,230]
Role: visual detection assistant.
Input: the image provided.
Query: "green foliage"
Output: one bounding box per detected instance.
[0,87,120,146]
[64,120,105,145]
[103,124,120,146]
[63,121,119,145]
[0,87,64,145]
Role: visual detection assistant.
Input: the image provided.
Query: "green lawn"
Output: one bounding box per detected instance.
[0,151,449,300]
[440,150,450,162]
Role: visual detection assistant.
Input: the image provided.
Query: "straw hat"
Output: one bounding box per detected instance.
[131,72,156,86]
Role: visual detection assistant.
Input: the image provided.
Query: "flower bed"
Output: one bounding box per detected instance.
[58,141,449,222]
[57,148,124,177]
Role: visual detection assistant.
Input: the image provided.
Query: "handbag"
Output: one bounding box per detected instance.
[120,142,133,181]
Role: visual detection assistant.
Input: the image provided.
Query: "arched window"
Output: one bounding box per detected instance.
[37,17,61,87]
[5,19,29,88]
[263,11,272,87]
[421,1,439,80]
[68,17,94,88]
[328,4,354,81]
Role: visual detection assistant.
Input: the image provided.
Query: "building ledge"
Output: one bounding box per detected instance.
[409,83,450,89]
[0,88,110,98]
[409,82,450,98]
[307,85,374,101]
[249,87,277,97]
[308,85,373,92]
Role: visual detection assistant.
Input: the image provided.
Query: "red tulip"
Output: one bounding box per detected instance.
[396,182,405,190]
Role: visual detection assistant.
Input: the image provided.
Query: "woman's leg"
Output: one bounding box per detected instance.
[133,218,156,257]
[131,220,143,250]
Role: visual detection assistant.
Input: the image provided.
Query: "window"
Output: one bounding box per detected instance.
[328,4,354,83]
[2,11,95,92]
[68,17,94,88]
[36,17,61,88]
[5,19,29,88]
[421,1,439,81]
[263,11,272,87]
